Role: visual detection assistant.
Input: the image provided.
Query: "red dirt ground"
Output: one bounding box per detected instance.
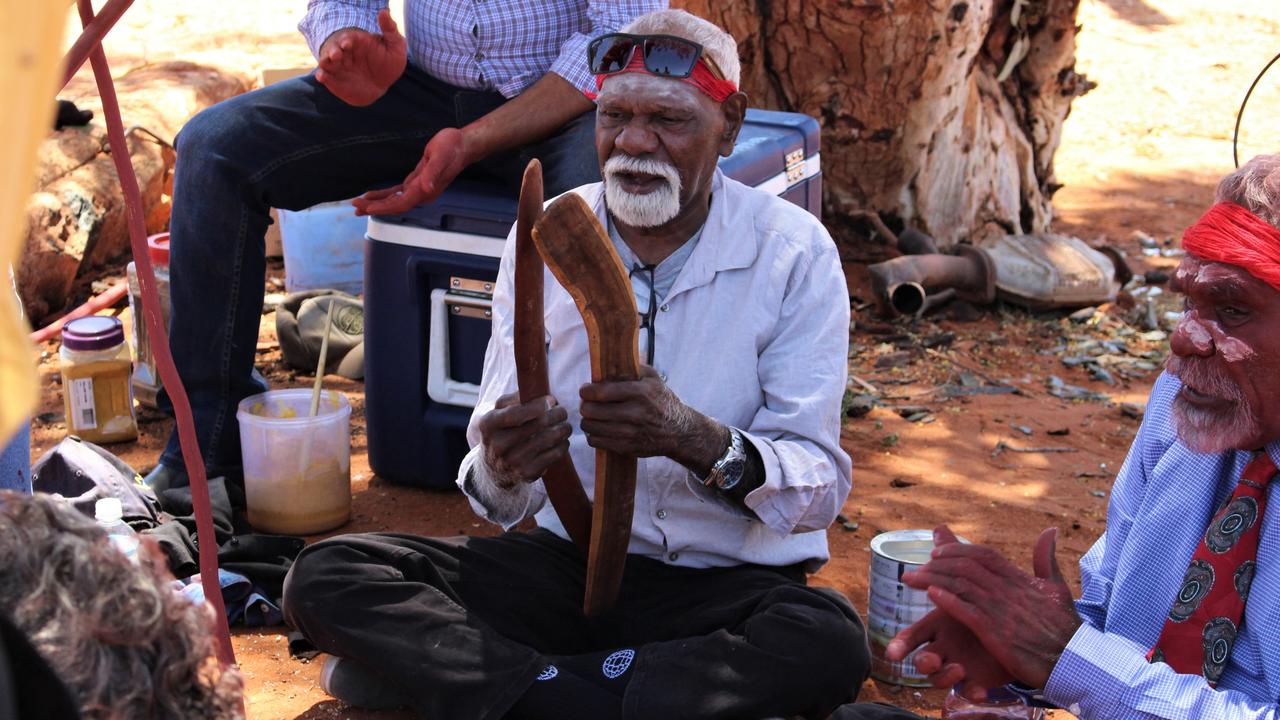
[31,1,1280,718]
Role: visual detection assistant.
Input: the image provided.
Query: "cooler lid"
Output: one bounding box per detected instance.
[373,179,518,238]
[719,109,821,195]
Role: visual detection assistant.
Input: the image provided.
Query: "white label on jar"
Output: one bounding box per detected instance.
[69,377,97,430]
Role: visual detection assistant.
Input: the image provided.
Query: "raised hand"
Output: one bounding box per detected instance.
[352,127,471,216]
[315,9,408,107]
[477,393,573,490]
[898,525,1081,690]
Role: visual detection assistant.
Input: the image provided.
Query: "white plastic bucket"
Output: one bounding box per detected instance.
[236,389,352,535]
[868,529,943,687]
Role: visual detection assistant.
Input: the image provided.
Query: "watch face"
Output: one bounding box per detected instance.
[717,457,747,491]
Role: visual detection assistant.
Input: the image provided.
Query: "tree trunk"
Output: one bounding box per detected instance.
[675,0,1093,255]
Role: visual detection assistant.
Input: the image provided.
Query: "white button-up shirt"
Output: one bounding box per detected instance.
[456,170,852,570]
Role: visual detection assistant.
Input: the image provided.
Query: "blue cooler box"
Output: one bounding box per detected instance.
[365,109,821,488]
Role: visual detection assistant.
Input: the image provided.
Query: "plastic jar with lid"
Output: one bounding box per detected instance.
[126,232,171,408]
[60,316,138,444]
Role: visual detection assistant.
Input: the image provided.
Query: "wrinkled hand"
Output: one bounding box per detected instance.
[352,127,470,216]
[477,393,572,490]
[315,9,407,107]
[887,527,1015,701]
[579,365,719,468]
[898,524,1081,690]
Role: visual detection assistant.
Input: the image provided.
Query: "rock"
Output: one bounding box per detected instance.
[1069,306,1097,323]
[894,405,933,418]
[1047,427,1070,436]
[1120,402,1145,419]
[844,393,878,418]
[881,433,899,447]
[874,351,912,369]
[1133,230,1159,249]
[17,62,247,325]
[1011,424,1033,436]
[889,477,917,488]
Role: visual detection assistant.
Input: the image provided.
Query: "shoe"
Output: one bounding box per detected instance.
[143,463,187,494]
[319,655,414,710]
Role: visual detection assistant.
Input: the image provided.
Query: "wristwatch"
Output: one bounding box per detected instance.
[701,427,747,492]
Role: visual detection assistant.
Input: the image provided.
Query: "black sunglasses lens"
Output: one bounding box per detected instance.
[591,36,637,74]
[641,37,699,78]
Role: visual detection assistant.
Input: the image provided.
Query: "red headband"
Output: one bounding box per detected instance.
[1182,202,1280,292]
[589,50,738,103]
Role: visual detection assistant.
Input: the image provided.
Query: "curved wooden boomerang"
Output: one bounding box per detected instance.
[532,193,641,617]
[513,160,594,557]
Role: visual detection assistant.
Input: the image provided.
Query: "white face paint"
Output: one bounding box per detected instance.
[603,154,683,228]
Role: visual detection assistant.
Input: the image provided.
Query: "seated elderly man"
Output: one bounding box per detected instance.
[836,154,1280,720]
[283,9,867,720]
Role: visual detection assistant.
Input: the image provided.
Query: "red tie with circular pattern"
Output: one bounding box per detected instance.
[1148,451,1276,686]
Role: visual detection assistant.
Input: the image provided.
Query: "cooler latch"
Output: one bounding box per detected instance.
[784,149,806,186]
[447,276,494,320]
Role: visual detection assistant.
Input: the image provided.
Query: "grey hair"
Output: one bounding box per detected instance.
[1216,154,1280,229]
[622,10,741,87]
[0,492,243,720]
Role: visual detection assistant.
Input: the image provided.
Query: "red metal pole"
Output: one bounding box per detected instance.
[61,0,135,92]
[75,0,238,670]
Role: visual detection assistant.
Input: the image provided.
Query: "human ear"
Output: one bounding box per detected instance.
[718,92,749,157]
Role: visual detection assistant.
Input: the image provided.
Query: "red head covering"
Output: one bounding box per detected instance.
[1182,202,1280,292]
[589,49,738,103]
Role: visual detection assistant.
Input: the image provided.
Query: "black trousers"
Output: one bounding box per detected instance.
[283,528,871,720]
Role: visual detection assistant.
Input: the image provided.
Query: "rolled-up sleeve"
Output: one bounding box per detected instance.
[548,0,668,95]
[298,1,385,59]
[740,239,853,535]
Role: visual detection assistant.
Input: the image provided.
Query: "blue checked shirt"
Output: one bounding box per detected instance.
[299,1,665,98]
[1041,371,1280,719]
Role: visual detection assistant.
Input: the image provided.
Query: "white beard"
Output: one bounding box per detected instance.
[603,154,683,228]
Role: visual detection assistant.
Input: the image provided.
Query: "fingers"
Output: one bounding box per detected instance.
[353,184,426,216]
[886,609,945,661]
[933,524,961,547]
[377,7,400,37]
[1033,526,1066,583]
[928,586,989,639]
[494,392,523,410]
[482,396,558,433]
[930,662,968,690]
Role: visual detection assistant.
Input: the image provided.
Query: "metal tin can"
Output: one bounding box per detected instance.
[868,529,940,687]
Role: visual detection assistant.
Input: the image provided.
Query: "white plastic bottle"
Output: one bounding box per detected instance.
[95,497,139,561]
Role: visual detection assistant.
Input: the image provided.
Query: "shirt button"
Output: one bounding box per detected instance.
[659,371,668,382]
[476,52,485,61]
[660,303,670,312]
[656,509,667,519]
[668,552,679,562]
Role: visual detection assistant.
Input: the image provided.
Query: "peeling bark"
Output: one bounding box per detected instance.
[676,0,1092,254]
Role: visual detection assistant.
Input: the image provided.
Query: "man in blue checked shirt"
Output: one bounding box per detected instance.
[146,0,663,492]
[837,154,1280,719]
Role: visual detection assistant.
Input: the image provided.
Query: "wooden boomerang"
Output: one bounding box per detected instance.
[513,160,594,557]
[532,193,641,617]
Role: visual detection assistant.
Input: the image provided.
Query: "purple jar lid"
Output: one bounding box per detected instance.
[62,316,125,351]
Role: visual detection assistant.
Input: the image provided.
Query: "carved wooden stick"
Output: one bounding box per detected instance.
[532,193,640,617]
[513,160,594,557]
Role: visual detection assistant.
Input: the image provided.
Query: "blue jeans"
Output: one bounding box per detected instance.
[158,67,600,479]
[0,422,30,493]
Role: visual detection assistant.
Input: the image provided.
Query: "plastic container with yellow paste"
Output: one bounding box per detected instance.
[60,316,138,444]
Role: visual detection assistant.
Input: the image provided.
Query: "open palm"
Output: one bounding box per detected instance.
[316,9,407,107]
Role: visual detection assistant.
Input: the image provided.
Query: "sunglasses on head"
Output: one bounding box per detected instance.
[588,33,707,79]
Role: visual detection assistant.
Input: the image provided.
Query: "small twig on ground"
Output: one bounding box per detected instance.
[992,440,1080,458]
[848,210,898,246]
[849,374,879,395]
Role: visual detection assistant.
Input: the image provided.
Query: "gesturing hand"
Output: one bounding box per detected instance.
[899,525,1081,690]
[477,393,572,490]
[352,127,471,216]
[315,9,408,107]
[886,527,1015,701]
[579,365,723,470]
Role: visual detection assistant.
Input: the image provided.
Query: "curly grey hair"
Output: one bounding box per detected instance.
[0,491,243,720]
[1217,154,1280,229]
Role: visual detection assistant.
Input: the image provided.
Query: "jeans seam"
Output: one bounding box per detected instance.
[206,204,250,466]
[247,130,431,185]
